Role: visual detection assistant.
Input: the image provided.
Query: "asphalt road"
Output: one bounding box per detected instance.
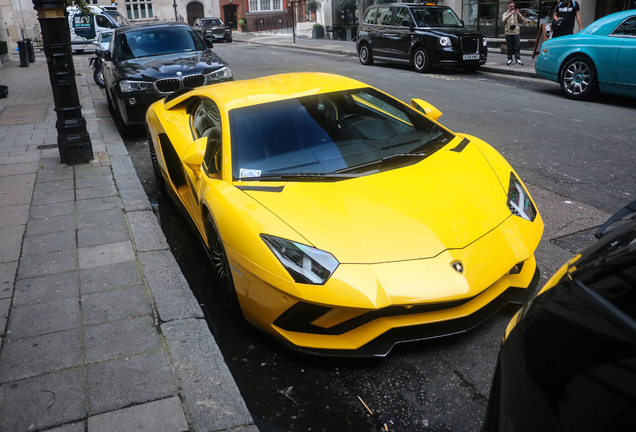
[115,43,634,432]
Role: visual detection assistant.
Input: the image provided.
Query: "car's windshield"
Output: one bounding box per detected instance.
[201,18,223,26]
[116,26,206,60]
[411,7,463,27]
[100,31,112,43]
[104,10,130,27]
[230,88,454,180]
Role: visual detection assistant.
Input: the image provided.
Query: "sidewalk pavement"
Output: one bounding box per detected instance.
[0,56,258,432]
[231,31,539,78]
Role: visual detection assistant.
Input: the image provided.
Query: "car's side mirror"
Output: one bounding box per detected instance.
[411,99,443,121]
[95,49,103,57]
[103,50,112,61]
[183,137,207,178]
[205,39,214,48]
[402,19,411,27]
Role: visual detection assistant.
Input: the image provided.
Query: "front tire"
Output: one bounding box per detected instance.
[205,213,241,314]
[358,43,374,65]
[93,67,105,88]
[559,56,598,100]
[413,47,431,73]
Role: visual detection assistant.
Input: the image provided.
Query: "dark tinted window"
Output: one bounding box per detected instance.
[201,18,223,26]
[116,26,206,60]
[411,6,463,27]
[363,7,377,24]
[612,16,636,36]
[377,7,393,26]
[192,99,222,174]
[394,7,411,26]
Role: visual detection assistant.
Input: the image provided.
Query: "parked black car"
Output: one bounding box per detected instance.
[102,21,233,130]
[356,3,488,73]
[483,199,636,432]
[192,17,232,43]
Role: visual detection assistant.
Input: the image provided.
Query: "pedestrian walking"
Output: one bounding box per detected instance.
[503,1,525,66]
[552,0,583,37]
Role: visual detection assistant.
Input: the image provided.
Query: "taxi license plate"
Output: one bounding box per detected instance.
[463,54,480,60]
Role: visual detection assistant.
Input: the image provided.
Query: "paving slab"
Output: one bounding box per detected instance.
[87,350,178,415]
[87,396,188,432]
[0,328,81,382]
[17,249,78,280]
[0,368,86,432]
[0,225,26,264]
[22,229,76,256]
[80,260,143,294]
[7,298,80,340]
[13,271,79,307]
[0,261,18,300]
[78,223,130,248]
[78,240,136,270]
[81,284,151,325]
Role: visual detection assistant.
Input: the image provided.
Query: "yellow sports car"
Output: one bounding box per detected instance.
[146,73,544,357]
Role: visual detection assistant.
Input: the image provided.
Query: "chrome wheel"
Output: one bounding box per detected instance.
[560,57,597,100]
[413,48,431,73]
[359,44,373,65]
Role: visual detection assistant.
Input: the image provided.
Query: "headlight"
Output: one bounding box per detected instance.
[482,37,488,47]
[261,234,339,285]
[439,37,451,47]
[119,80,154,93]
[205,66,233,84]
[507,173,537,221]
[225,29,231,34]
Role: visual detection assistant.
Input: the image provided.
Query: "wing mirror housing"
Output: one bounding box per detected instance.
[205,38,214,48]
[183,137,207,178]
[411,99,443,121]
[103,50,112,61]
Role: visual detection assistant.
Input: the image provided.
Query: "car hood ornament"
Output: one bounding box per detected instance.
[451,261,464,274]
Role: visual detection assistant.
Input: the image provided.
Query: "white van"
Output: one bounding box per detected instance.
[68,5,129,53]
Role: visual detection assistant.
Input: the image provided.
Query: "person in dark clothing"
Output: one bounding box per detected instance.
[502,1,525,65]
[553,0,583,37]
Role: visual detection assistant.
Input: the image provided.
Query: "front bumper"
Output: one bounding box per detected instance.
[230,214,543,357]
[431,47,488,67]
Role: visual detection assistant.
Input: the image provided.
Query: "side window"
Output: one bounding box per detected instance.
[96,15,108,28]
[394,7,411,26]
[612,17,636,36]
[192,99,223,175]
[363,7,377,24]
[377,7,393,26]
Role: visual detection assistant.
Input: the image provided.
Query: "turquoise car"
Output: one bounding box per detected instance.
[535,10,636,100]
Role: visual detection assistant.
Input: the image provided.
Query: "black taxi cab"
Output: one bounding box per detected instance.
[356,3,488,73]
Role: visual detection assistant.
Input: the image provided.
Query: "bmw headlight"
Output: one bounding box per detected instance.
[482,37,488,47]
[439,37,451,47]
[261,234,339,285]
[119,80,154,93]
[205,67,233,84]
[507,173,537,221]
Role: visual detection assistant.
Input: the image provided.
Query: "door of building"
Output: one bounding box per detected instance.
[223,5,238,29]
[187,2,204,26]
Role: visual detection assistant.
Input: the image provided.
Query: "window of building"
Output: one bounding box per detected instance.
[249,0,282,12]
[461,0,541,37]
[125,0,154,19]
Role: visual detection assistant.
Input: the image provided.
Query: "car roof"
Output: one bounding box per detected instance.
[200,17,223,20]
[115,21,190,34]
[165,72,369,112]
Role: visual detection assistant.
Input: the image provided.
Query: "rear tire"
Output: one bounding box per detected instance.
[205,213,241,315]
[413,47,431,73]
[559,56,598,100]
[93,67,105,88]
[358,43,374,66]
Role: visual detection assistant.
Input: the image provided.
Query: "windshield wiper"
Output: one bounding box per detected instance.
[334,152,428,174]
[239,173,361,181]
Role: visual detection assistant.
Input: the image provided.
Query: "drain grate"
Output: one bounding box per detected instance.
[37,144,58,150]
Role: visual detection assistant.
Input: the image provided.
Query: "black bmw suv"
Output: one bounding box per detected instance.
[356,3,488,73]
[102,21,233,130]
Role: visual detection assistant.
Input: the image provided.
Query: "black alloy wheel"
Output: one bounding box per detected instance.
[559,56,598,100]
[205,213,241,314]
[413,47,432,73]
[147,130,165,188]
[358,43,374,65]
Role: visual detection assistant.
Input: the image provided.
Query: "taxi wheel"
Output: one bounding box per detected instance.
[205,213,241,315]
[358,43,374,65]
[559,56,598,100]
[413,47,431,73]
